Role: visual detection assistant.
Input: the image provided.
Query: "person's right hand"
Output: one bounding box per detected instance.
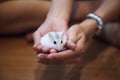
[33,18,68,54]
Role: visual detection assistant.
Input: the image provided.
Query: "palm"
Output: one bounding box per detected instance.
[35,24,86,64]
[33,19,68,53]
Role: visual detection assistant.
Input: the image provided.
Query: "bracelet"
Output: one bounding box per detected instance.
[87,13,104,32]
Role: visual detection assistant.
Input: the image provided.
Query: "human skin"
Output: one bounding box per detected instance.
[0,0,50,35]
[0,0,119,64]
[33,0,73,53]
[0,0,83,35]
[34,0,120,64]
[0,0,119,35]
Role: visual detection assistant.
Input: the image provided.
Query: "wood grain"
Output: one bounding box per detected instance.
[0,37,120,80]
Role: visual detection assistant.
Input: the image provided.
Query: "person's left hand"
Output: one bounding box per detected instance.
[36,19,97,64]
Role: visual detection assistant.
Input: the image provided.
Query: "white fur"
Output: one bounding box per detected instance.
[40,32,67,51]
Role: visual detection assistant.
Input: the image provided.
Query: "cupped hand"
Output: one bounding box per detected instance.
[36,19,98,64]
[33,18,68,54]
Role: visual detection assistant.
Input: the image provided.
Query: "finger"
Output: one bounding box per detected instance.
[67,40,76,50]
[33,31,42,51]
[50,49,57,53]
[67,26,78,49]
[37,52,81,65]
[47,50,78,61]
[37,53,49,63]
[67,27,78,43]
[37,53,62,64]
[33,31,42,44]
[42,46,50,53]
[76,34,86,52]
[47,56,81,65]
[33,43,42,52]
[46,52,81,65]
[57,52,82,65]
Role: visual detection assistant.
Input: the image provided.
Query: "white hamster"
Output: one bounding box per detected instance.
[40,32,67,51]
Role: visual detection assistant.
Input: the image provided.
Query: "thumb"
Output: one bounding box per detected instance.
[67,25,84,50]
[33,31,42,50]
[67,29,78,50]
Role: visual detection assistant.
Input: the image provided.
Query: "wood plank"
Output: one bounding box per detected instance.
[0,37,120,80]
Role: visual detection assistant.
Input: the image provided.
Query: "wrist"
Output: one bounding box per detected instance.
[46,7,70,23]
[46,11,70,23]
[45,17,68,26]
[44,17,69,32]
[46,0,73,23]
[79,19,98,38]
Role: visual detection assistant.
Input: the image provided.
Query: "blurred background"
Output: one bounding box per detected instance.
[0,0,120,80]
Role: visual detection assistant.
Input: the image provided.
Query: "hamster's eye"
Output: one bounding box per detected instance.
[53,41,57,44]
[61,41,63,44]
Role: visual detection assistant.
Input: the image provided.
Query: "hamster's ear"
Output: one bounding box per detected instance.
[57,32,67,44]
[47,32,54,40]
[48,32,58,45]
[63,34,67,44]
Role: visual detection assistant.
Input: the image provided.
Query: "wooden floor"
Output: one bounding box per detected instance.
[0,36,120,80]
